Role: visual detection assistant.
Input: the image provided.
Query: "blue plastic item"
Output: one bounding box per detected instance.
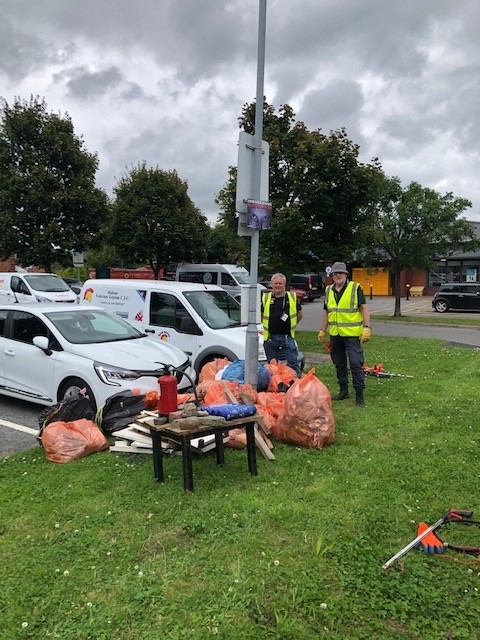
[202,404,257,420]
[221,360,271,391]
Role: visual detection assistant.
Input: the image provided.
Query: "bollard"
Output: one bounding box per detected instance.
[369,285,373,300]
[406,284,410,301]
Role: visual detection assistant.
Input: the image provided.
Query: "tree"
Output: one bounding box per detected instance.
[112,163,210,279]
[360,177,476,316]
[0,96,108,271]
[218,101,384,276]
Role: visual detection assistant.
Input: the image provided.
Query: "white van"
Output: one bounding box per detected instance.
[80,279,266,374]
[175,264,253,301]
[0,272,77,305]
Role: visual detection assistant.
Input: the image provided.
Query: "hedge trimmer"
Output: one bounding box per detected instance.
[383,509,480,570]
[324,344,412,378]
[362,363,413,379]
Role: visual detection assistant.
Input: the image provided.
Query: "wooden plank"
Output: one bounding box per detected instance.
[112,427,152,445]
[254,414,272,436]
[254,426,275,460]
[222,381,239,405]
[110,442,153,454]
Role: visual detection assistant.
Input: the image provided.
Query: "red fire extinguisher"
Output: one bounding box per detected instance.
[157,367,178,416]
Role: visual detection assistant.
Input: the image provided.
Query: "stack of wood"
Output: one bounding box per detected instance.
[109,394,275,461]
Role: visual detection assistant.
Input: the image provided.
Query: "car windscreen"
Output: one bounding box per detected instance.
[183,290,241,329]
[24,274,71,293]
[45,309,144,344]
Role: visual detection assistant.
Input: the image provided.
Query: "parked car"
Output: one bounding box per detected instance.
[432,283,480,313]
[290,273,324,301]
[0,303,195,411]
[258,280,308,304]
[62,277,83,295]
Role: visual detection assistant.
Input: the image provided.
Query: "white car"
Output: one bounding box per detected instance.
[0,303,195,411]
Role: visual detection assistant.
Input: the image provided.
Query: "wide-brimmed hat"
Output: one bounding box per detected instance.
[330,261,349,274]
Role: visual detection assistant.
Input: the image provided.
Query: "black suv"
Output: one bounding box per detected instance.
[290,273,324,301]
[432,283,480,313]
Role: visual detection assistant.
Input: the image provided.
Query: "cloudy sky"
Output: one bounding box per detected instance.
[1,0,480,224]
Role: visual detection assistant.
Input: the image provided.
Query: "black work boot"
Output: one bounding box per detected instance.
[355,391,365,407]
[334,387,349,401]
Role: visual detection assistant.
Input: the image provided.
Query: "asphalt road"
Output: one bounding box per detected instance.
[1,295,479,458]
[298,296,480,347]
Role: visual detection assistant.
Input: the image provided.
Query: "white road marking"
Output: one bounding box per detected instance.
[0,419,37,435]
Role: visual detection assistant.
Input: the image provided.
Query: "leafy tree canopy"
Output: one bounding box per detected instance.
[360,176,475,315]
[112,163,210,279]
[218,100,384,276]
[0,96,108,271]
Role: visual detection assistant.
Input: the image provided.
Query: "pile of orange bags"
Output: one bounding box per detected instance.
[175,359,336,451]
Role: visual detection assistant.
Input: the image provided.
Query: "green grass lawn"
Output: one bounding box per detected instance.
[1,334,479,639]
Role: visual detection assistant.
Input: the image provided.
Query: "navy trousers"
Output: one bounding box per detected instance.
[264,334,301,377]
[329,335,365,391]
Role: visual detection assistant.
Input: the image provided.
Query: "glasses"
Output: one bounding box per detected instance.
[332,272,345,276]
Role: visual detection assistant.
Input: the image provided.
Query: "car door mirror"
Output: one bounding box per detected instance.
[33,335,52,354]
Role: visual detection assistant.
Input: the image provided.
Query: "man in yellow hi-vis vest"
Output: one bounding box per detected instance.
[317,262,371,406]
[261,273,303,377]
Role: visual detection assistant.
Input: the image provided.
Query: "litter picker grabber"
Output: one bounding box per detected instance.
[383,509,480,570]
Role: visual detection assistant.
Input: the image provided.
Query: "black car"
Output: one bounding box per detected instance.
[432,283,480,313]
[62,277,83,295]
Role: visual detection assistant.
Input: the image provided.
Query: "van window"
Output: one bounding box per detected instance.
[11,276,31,295]
[231,271,250,284]
[184,291,240,329]
[178,271,215,285]
[150,292,193,333]
[221,273,236,286]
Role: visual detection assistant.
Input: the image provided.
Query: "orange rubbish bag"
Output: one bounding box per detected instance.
[41,419,109,463]
[273,370,335,449]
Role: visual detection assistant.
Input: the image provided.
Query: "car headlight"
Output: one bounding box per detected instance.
[94,361,140,386]
[35,295,51,302]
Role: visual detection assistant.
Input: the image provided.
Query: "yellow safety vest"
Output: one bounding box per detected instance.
[262,291,298,341]
[326,282,363,337]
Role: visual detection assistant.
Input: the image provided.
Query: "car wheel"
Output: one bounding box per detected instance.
[434,299,449,313]
[59,377,97,413]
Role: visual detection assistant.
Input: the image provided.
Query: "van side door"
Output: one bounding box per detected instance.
[144,291,201,360]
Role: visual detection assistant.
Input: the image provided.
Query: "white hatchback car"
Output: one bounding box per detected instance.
[0,303,195,411]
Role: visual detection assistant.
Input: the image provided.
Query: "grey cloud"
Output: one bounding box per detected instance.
[299,80,364,133]
[0,17,52,80]
[1,0,480,220]
[120,82,148,101]
[64,66,123,99]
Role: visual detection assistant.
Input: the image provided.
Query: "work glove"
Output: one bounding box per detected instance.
[415,522,444,555]
[360,327,372,343]
[317,330,327,343]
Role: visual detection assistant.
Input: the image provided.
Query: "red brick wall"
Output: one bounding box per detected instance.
[0,256,15,271]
